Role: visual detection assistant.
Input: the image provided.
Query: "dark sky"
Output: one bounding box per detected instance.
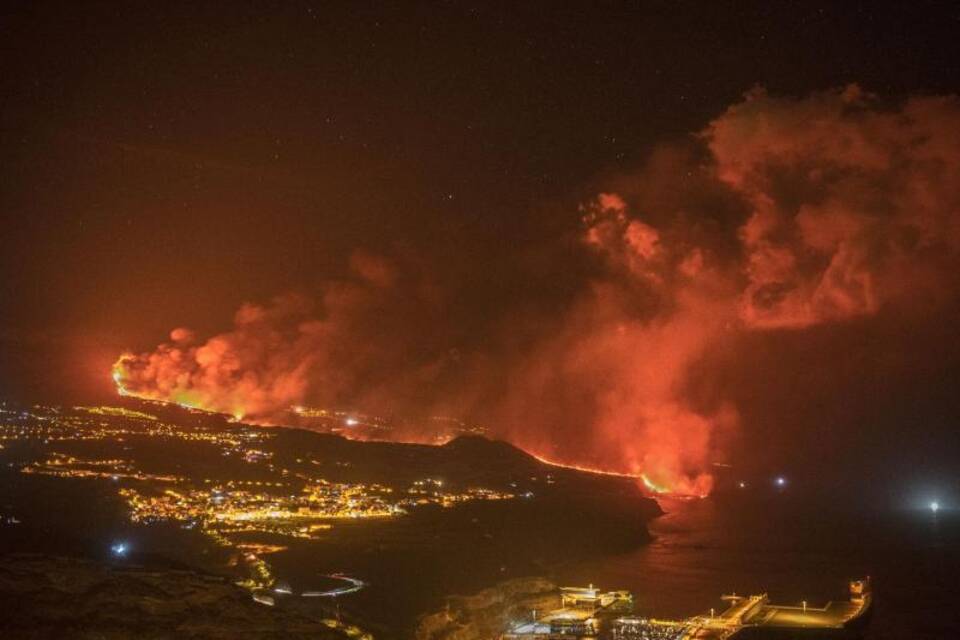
[3,2,960,497]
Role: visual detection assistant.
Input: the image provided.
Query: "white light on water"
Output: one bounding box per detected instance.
[775,476,787,488]
[930,501,940,514]
[111,542,128,556]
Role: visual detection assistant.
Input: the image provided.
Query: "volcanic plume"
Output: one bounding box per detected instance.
[494,193,739,496]
[710,85,960,328]
[114,86,960,495]
[113,252,458,422]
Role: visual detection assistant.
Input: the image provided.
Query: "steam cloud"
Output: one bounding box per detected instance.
[115,252,457,421]
[115,86,960,495]
[711,86,960,327]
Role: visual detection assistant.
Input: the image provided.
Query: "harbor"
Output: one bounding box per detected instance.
[501,579,871,639]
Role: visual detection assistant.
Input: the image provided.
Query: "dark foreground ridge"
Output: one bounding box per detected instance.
[0,553,346,640]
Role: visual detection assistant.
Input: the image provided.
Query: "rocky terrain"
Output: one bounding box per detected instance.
[415,577,560,640]
[0,554,346,640]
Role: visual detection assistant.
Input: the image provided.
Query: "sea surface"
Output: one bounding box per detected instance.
[554,492,960,639]
[4,469,958,638]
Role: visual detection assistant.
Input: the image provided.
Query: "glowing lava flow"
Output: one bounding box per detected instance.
[112,359,129,397]
[529,453,642,479]
[639,474,671,495]
[111,357,240,419]
[112,358,696,497]
[527,452,689,497]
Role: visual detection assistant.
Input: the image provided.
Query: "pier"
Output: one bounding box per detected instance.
[502,579,871,639]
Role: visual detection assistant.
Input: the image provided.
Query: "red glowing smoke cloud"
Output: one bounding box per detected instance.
[114,86,960,495]
[114,252,452,422]
[498,194,738,496]
[114,295,321,420]
[709,85,960,328]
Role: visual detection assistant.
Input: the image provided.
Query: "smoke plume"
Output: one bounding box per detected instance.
[496,193,738,495]
[114,251,456,422]
[710,85,960,328]
[114,86,960,494]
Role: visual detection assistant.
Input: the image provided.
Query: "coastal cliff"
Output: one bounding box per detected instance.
[416,577,560,640]
[0,554,344,640]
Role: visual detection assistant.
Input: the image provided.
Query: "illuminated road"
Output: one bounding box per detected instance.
[298,574,366,598]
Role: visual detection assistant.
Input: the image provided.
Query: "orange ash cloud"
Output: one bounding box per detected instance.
[500,194,738,497]
[112,251,446,422]
[500,86,960,494]
[708,85,960,328]
[113,86,960,496]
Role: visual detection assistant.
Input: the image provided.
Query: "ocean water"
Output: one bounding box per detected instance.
[209,489,960,638]
[4,466,958,638]
[554,493,960,639]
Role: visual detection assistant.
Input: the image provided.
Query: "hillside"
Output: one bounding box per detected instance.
[0,554,346,640]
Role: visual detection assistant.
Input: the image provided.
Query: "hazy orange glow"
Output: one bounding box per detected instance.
[111,86,960,497]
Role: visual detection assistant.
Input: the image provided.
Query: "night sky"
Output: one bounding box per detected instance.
[3,2,960,498]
